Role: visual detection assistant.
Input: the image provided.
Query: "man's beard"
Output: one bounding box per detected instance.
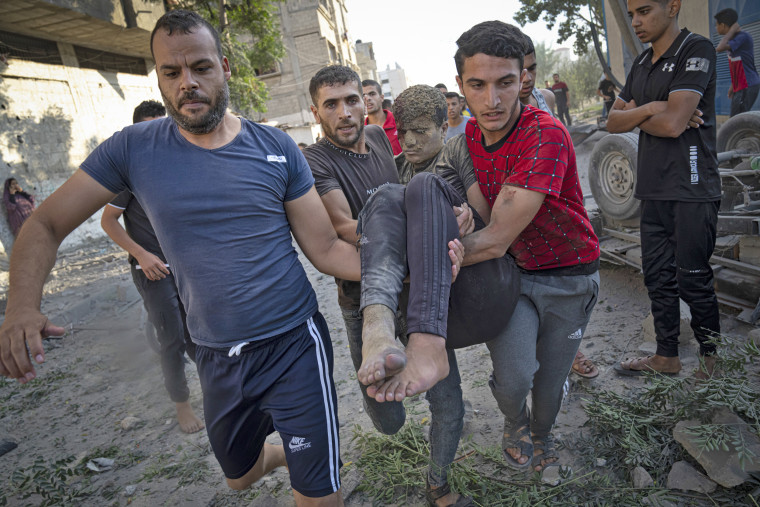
[162,83,229,135]
[325,121,364,149]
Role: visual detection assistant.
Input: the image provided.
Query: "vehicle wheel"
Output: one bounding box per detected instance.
[589,132,641,222]
[717,111,760,153]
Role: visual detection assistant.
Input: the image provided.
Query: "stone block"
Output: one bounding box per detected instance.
[631,466,654,488]
[739,235,760,267]
[673,409,760,487]
[641,300,694,344]
[666,461,716,493]
[749,328,760,347]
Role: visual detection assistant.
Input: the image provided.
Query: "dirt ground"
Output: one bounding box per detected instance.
[0,130,756,506]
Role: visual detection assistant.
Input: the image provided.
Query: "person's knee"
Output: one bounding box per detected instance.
[226,475,256,491]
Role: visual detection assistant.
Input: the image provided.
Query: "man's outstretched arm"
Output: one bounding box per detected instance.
[0,170,116,382]
[461,184,545,266]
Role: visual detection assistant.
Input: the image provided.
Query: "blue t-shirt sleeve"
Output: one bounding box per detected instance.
[109,190,132,208]
[671,40,715,96]
[727,32,749,54]
[283,136,314,202]
[80,130,130,194]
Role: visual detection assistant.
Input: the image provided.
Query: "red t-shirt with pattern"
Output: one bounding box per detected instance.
[465,106,599,270]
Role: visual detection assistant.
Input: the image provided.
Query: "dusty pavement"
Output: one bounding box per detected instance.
[0,129,756,506]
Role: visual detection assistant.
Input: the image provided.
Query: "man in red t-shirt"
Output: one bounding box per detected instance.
[362,79,402,155]
[551,73,572,125]
[436,21,600,475]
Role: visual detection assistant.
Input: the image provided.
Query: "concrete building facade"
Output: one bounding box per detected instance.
[0,0,165,263]
[257,0,360,129]
[378,63,408,101]
[355,39,378,82]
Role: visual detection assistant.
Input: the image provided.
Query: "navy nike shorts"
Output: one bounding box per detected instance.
[195,312,342,498]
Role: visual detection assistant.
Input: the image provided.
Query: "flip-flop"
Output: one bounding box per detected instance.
[502,407,533,472]
[614,356,680,377]
[571,351,599,378]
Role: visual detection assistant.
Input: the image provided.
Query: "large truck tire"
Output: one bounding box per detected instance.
[717,110,760,153]
[589,132,641,223]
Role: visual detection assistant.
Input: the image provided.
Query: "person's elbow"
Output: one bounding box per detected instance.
[605,112,627,133]
[661,118,688,138]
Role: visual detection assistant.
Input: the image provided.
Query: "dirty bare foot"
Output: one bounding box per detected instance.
[176,401,204,433]
[366,333,449,402]
[358,304,406,386]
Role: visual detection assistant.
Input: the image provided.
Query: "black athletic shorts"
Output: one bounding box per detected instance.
[195,312,341,498]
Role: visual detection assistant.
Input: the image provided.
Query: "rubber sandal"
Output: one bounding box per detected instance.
[571,351,599,378]
[502,407,532,471]
[531,434,559,472]
[425,479,475,507]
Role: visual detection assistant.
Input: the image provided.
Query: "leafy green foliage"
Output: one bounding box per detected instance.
[173,0,285,115]
[350,333,760,505]
[515,0,605,56]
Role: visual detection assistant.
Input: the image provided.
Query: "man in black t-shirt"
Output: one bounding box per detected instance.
[305,67,517,506]
[607,0,720,378]
[100,100,204,434]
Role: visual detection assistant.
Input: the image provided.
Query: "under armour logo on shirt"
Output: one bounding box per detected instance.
[685,57,709,73]
[662,63,675,72]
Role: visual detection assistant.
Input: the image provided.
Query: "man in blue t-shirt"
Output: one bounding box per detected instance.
[0,10,364,505]
[715,8,760,116]
[101,100,204,434]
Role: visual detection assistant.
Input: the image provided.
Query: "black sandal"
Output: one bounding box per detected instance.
[531,433,559,472]
[425,479,475,507]
[502,407,533,471]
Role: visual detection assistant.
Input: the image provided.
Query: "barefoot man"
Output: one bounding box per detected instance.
[101,99,203,434]
[0,10,370,505]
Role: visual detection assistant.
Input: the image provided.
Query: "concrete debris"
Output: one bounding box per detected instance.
[673,409,760,487]
[120,416,142,431]
[631,466,654,488]
[666,461,716,493]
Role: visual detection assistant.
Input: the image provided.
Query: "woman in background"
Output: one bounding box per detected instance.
[4,178,36,237]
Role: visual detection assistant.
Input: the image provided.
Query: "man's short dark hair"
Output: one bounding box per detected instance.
[454,21,526,76]
[444,91,461,101]
[382,98,393,110]
[361,79,382,95]
[434,83,447,90]
[133,100,166,124]
[151,9,223,60]
[393,85,447,129]
[309,65,362,104]
[523,35,535,56]
[715,8,738,26]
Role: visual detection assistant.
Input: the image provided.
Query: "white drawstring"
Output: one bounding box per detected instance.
[228,341,250,357]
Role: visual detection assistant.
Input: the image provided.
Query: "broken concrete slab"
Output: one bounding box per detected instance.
[749,328,760,347]
[673,409,760,488]
[642,300,694,344]
[666,461,716,493]
[631,465,654,489]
